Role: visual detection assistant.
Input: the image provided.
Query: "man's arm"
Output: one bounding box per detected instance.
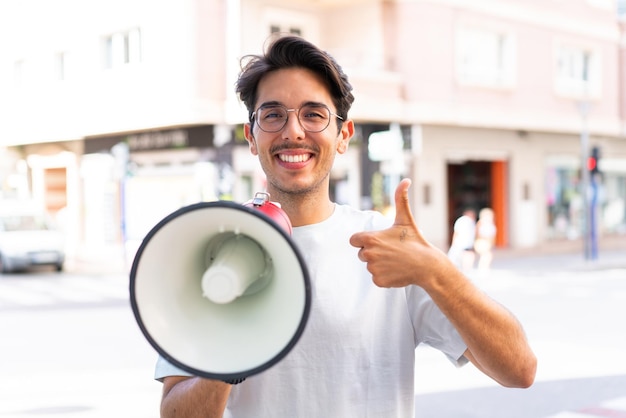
[160,376,232,418]
[350,179,537,388]
[421,260,536,388]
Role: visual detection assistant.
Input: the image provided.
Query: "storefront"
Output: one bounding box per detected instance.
[82,125,219,261]
[546,148,626,240]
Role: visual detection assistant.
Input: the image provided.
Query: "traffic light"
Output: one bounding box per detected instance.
[587,146,600,175]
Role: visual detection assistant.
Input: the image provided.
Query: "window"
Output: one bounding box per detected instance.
[456,26,516,89]
[554,43,601,98]
[103,27,142,69]
[587,0,613,10]
[262,7,319,44]
[269,24,302,36]
[13,59,26,86]
[546,163,584,240]
[54,52,69,81]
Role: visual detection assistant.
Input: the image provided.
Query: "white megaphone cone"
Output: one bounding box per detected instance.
[129,192,310,383]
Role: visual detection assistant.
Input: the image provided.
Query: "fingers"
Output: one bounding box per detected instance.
[349,231,364,249]
[393,178,415,226]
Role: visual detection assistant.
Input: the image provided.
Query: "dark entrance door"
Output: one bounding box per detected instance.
[447,160,508,247]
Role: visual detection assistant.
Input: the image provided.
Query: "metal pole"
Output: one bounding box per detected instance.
[578,102,592,260]
[590,173,598,260]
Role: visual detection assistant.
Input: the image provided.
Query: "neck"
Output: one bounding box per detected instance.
[267,187,335,227]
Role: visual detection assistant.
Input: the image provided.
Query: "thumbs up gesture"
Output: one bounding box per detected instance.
[349,178,450,288]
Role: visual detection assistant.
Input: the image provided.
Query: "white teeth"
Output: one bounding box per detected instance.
[279,154,310,163]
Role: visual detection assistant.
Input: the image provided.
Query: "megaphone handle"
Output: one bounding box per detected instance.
[245,192,293,235]
[223,377,246,385]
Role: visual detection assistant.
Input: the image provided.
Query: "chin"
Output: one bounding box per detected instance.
[271,179,320,196]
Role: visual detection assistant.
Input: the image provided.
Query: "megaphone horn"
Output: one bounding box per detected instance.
[129,193,310,383]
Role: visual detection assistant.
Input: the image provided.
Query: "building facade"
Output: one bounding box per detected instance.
[0,0,624,264]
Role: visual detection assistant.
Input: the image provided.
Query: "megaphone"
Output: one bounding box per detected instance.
[129,192,310,383]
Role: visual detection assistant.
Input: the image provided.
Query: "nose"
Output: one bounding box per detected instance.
[282,109,305,139]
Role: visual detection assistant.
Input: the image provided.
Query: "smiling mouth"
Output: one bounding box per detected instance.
[278,153,312,163]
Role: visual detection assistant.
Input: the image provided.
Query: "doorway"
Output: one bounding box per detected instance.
[447,160,508,247]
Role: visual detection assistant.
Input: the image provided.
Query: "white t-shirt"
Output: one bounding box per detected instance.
[155,203,468,417]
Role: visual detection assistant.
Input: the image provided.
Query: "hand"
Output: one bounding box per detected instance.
[350,178,447,288]
[351,181,538,389]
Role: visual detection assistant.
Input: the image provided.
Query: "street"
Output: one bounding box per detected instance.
[0,249,624,418]
[414,253,626,417]
[0,271,161,418]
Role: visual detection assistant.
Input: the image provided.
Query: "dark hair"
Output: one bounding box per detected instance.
[236,35,354,128]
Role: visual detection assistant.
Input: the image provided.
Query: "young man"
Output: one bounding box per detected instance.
[157,35,536,418]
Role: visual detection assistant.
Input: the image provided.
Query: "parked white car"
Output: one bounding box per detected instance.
[0,202,65,273]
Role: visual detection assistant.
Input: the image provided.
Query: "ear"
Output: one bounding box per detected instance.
[337,119,354,154]
[243,123,258,156]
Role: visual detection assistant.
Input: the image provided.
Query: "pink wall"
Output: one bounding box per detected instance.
[390,0,619,130]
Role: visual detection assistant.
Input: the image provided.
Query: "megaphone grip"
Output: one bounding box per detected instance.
[223,377,246,385]
[245,194,292,235]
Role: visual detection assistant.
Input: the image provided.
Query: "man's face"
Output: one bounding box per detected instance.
[244,67,353,197]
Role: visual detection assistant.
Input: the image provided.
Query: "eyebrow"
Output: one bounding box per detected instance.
[257,100,328,109]
[257,100,282,108]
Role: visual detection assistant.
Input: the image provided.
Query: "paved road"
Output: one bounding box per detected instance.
[0,247,624,418]
[0,271,161,418]
[412,249,626,418]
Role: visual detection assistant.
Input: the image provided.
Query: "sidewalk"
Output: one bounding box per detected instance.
[64,244,130,276]
[63,235,625,276]
[490,235,626,273]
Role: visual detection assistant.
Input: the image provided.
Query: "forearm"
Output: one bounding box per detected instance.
[452,287,535,388]
[161,376,231,418]
[422,255,537,388]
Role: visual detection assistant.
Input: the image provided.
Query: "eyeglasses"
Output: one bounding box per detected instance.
[252,103,343,133]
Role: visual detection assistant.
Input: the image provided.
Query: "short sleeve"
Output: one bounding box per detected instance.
[405,285,469,367]
[154,355,193,382]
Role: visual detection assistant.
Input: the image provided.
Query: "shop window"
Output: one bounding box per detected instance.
[602,173,626,234]
[546,166,583,239]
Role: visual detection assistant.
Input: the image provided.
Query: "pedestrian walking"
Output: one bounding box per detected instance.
[474,207,497,271]
[448,208,477,271]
